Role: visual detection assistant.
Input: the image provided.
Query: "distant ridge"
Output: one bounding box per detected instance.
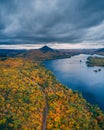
[39,45,54,53]
[95,48,104,55]
[97,48,104,52]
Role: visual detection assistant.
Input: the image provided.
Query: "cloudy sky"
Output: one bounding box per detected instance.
[0,0,104,49]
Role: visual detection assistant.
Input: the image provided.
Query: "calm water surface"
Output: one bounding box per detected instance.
[44,54,104,110]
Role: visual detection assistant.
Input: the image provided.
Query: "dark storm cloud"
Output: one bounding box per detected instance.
[0,0,104,46]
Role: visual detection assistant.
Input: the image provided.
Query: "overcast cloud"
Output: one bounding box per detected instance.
[0,0,104,48]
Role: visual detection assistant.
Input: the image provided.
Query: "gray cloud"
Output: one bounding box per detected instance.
[0,0,104,47]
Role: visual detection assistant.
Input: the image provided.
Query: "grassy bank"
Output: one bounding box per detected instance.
[86,57,104,67]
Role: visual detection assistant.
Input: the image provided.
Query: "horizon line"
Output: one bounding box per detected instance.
[0,43,104,50]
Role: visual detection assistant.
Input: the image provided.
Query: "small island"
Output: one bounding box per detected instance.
[86,56,104,67]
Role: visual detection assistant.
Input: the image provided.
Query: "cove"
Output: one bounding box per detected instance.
[44,54,104,110]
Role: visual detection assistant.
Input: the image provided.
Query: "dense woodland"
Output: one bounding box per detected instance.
[0,58,104,130]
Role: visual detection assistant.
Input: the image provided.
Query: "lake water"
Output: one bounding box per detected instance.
[44,54,104,110]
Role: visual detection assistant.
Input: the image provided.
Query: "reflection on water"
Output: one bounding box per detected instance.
[44,54,104,110]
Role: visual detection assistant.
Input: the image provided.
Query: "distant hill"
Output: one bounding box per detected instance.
[39,45,54,53]
[95,48,104,55]
[19,46,71,61]
[0,46,71,61]
[97,48,104,52]
[1,46,102,61]
[0,49,26,59]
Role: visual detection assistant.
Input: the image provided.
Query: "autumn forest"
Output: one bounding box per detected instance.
[0,56,104,130]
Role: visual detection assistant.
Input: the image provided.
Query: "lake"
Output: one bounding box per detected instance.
[44,54,104,110]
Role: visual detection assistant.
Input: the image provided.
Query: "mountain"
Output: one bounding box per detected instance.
[19,46,71,61]
[97,48,104,51]
[39,45,54,53]
[95,48,104,55]
[0,46,71,61]
[0,49,26,60]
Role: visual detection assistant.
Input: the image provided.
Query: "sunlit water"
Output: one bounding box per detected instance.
[44,54,104,110]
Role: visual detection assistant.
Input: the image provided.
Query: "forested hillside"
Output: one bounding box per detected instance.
[0,58,104,130]
[19,46,72,61]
